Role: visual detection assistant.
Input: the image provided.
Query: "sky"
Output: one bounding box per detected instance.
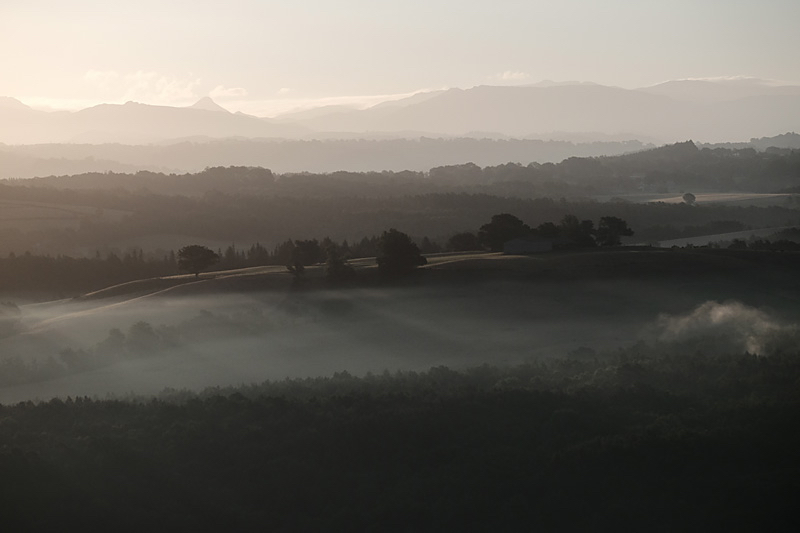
[2,0,799,116]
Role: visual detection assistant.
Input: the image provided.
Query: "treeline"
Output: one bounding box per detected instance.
[217,234,441,271]
[0,232,442,297]
[2,349,799,531]
[8,141,800,197]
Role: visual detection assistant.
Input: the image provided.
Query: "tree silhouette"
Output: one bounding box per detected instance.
[376,229,427,276]
[292,239,322,266]
[596,217,634,246]
[559,214,596,247]
[324,245,354,282]
[534,221,560,239]
[177,245,220,277]
[478,214,532,251]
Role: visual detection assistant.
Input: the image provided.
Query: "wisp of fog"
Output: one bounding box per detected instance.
[647,300,798,356]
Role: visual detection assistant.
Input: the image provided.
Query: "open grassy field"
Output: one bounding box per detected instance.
[654,226,795,247]
[0,199,130,232]
[595,192,799,207]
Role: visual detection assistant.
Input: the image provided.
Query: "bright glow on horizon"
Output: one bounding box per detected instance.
[3,0,799,115]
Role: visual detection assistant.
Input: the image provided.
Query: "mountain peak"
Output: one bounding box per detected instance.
[0,96,32,110]
[190,97,229,113]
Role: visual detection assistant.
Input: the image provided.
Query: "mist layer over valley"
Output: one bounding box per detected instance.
[3,248,799,404]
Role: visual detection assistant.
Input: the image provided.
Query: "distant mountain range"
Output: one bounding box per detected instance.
[0,98,307,144]
[279,79,800,142]
[1,78,799,144]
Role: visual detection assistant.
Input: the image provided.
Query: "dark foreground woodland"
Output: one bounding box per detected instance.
[2,350,798,532]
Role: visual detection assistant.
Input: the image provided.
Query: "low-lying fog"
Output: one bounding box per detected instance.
[1,279,798,403]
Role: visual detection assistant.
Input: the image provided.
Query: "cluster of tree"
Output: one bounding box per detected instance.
[450,213,634,252]
[2,348,798,531]
[184,210,633,284]
[217,231,439,272]
[0,228,444,297]
[182,230,429,283]
[283,229,429,280]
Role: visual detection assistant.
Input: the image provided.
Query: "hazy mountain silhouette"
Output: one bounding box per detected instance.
[285,82,800,142]
[272,91,447,127]
[0,96,32,111]
[524,80,601,88]
[189,97,231,113]
[0,99,307,144]
[2,79,799,144]
[271,104,360,122]
[639,77,800,103]
[287,85,691,140]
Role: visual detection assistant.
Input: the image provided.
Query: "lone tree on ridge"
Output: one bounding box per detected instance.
[376,229,427,276]
[478,213,532,251]
[177,245,220,277]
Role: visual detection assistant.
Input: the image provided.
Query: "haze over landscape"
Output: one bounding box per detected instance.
[3,0,800,144]
[2,1,800,531]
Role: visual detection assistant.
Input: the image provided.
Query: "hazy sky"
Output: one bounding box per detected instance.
[2,0,799,116]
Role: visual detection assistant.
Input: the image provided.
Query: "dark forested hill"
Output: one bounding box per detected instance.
[0,143,798,257]
[3,355,799,531]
